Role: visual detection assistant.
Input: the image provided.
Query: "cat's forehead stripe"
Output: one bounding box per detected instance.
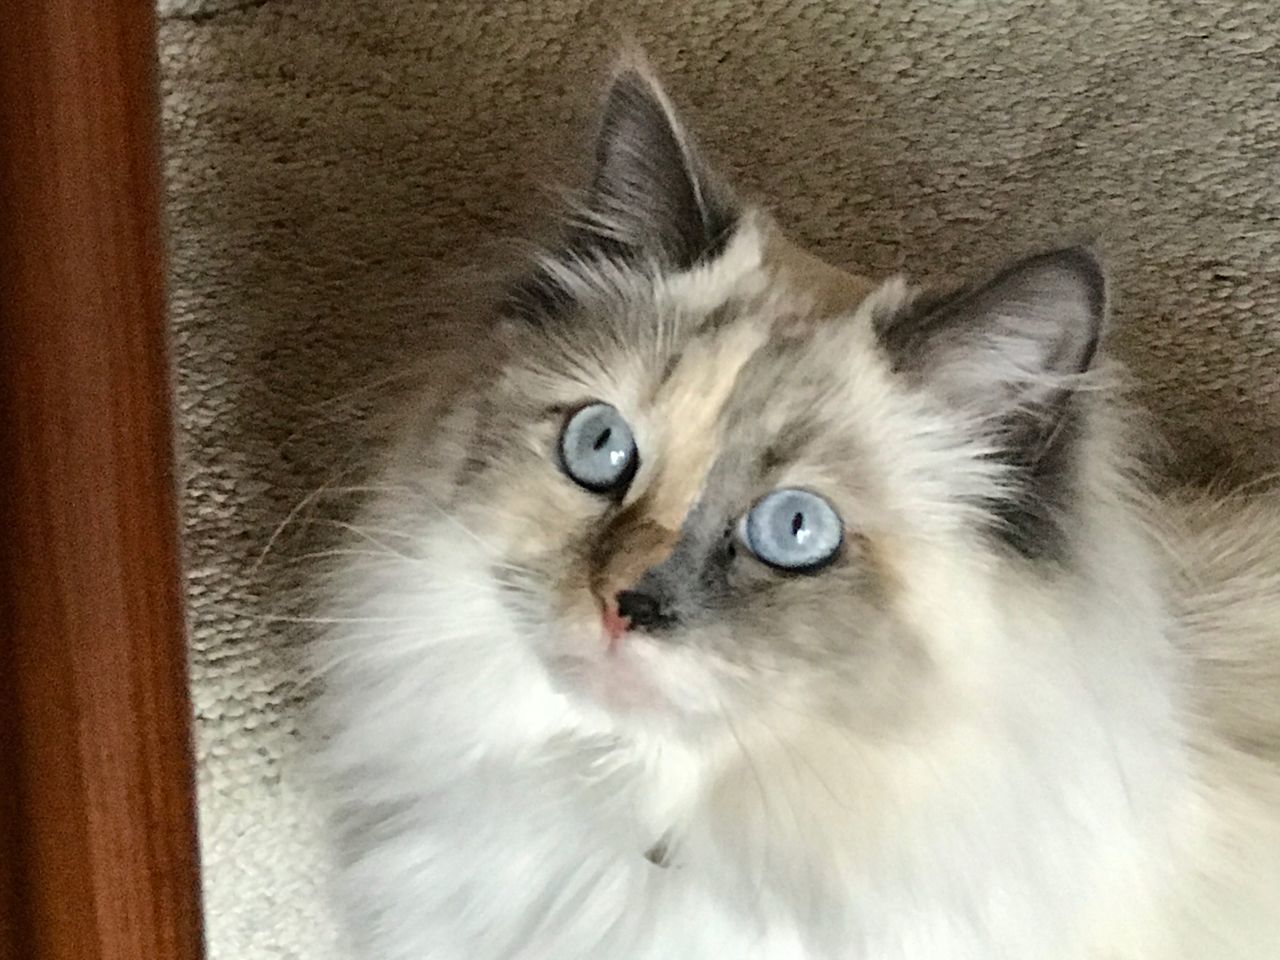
[644,319,770,529]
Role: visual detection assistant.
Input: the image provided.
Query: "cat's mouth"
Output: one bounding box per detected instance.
[536,610,729,728]
[533,589,726,723]
[546,625,672,715]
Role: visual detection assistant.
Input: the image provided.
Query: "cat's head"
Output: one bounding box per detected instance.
[418,62,1108,738]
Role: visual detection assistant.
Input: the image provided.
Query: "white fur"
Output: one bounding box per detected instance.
[312,238,1280,958]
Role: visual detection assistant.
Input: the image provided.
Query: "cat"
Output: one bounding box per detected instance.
[313,57,1280,960]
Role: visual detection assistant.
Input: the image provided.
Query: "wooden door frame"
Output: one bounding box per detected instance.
[1,2,206,958]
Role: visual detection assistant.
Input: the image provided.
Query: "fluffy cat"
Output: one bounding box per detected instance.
[313,59,1280,959]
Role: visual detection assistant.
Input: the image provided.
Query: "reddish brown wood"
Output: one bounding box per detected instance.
[0,3,205,960]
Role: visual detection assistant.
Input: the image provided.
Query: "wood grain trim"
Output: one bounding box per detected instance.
[0,2,206,959]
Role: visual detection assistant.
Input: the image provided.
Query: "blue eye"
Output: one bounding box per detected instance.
[558,402,639,494]
[742,488,843,572]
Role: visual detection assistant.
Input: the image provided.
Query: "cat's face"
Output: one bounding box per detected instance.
[421,65,1106,737]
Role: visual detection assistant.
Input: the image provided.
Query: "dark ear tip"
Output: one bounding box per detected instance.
[595,61,672,156]
[1010,244,1109,329]
[601,54,664,110]
[1056,243,1107,321]
[1053,243,1105,286]
[603,66,647,100]
[1022,244,1105,284]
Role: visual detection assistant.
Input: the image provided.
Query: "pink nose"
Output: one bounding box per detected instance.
[601,601,630,644]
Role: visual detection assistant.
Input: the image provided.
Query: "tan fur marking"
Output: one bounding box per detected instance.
[591,502,680,600]
[645,320,770,528]
[587,320,769,600]
[862,534,910,604]
[766,231,877,320]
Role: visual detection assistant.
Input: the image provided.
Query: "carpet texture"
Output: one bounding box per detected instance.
[159,2,1280,957]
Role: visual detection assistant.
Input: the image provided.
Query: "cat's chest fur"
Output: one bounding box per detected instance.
[319,542,1196,960]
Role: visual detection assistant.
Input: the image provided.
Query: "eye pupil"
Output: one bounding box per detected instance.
[790,512,804,536]
[593,427,612,451]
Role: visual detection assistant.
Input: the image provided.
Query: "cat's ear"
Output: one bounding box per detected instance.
[581,63,739,270]
[876,247,1106,419]
[875,247,1107,557]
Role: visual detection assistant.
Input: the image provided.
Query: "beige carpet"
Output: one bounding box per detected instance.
[159,1,1280,957]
